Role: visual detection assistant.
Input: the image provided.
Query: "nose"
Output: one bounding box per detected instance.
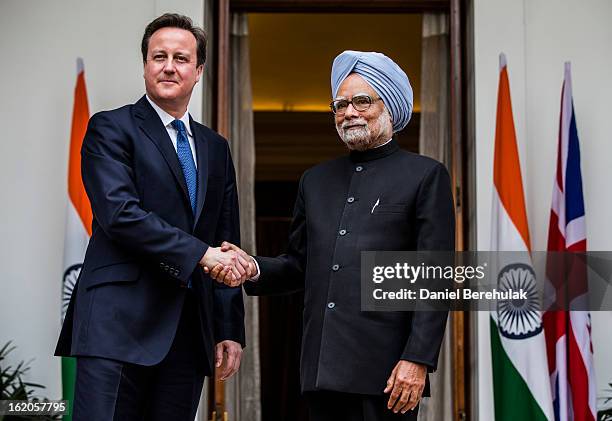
[343,102,360,119]
[163,58,176,73]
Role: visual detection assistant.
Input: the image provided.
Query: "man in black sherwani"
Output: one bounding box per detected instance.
[210,50,455,420]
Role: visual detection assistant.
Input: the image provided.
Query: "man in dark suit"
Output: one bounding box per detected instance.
[55,14,251,421]
[210,51,455,420]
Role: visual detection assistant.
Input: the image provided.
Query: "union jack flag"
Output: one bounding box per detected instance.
[543,62,596,421]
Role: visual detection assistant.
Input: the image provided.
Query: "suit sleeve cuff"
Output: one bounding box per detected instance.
[248,256,261,282]
[399,355,436,372]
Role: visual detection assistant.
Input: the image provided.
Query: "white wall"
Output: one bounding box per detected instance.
[0,0,204,400]
[473,0,612,419]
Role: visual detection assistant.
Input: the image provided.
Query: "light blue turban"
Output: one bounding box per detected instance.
[331,50,413,133]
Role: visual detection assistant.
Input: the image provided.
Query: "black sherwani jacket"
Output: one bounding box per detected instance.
[245,140,455,395]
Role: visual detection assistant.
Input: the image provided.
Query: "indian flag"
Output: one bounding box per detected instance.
[61,58,92,421]
[489,53,554,421]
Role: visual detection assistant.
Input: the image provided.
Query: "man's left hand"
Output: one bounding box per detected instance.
[215,340,243,380]
[384,360,426,414]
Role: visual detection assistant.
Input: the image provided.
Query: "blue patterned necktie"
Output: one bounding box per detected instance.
[171,119,197,215]
[172,119,197,288]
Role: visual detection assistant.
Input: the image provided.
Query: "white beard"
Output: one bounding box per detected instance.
[336,108,392,151]
[342,125,371,149]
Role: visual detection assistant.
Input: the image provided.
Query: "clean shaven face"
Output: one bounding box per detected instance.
[143,27,203,111]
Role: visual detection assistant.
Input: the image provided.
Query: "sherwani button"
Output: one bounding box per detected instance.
[332,264,340,271]
[347,197,355,203]
[339,229,347,236]
[327,302,336,309]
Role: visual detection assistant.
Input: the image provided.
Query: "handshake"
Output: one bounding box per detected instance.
[199,242,257,287]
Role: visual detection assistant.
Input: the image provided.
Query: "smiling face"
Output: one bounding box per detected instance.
[143,27,203,116]
[334,73,393,151]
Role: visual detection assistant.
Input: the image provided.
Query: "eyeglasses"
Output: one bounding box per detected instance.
[329,94,382,115]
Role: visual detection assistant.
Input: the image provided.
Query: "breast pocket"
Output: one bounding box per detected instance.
[361,204,412,250]
[374,204,409,214]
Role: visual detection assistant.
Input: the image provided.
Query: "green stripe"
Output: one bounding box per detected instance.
[62,356,76,421]
[490,318,548,421]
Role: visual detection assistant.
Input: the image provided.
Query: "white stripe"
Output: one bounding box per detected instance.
[490,189,529,251]
[492,314,554,420]
[76,57,84,75]
[63,201,90,270]
[499,53,507,71]
[565,216,586,248]
[552,183,566,238]
[551,182,563,215]
[560,63,573,196]
[553,336,570,421]
[490,190,554,420]
[569,311,597,417]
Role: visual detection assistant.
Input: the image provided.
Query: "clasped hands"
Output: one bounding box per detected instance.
[199,242,256,287]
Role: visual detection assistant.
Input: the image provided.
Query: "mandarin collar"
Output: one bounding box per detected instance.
[349,139,400,163]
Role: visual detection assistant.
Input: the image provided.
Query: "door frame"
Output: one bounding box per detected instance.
[210,1,471,420]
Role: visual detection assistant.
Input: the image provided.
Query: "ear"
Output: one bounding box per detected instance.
[195,64,204,83]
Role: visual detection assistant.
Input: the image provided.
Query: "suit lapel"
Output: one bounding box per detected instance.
[191,116,208,225]
[134,96,192,212]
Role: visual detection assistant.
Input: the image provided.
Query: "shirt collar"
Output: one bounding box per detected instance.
[146,95,192,136]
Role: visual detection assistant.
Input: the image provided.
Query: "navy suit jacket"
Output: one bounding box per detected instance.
[55,96,245,375]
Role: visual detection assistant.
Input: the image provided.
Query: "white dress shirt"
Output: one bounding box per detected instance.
[146,95,197,168]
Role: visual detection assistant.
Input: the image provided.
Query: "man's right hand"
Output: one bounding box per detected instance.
[199,246,252,287]
[205,242,257,287]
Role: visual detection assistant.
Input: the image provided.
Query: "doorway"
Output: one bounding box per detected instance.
[250,12,423,421]
[211,1,470,419]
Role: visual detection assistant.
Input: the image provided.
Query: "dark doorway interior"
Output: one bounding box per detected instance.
[255,179,306,421]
